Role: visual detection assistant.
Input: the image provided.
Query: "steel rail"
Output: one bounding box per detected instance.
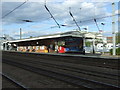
[3,59,120,89]
[3,51,118,69]
[3,58,119,87]
[22,59,119,79]
[4,56,119,79]
[1,72,29,90]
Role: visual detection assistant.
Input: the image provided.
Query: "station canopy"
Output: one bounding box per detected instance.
[4,31,99,44]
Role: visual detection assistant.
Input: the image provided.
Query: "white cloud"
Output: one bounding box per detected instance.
[2,1,115,38]
[30,23,53,28]
[88,0,119,2]
[1,0,84,3]
[13,30,44,38]
[2,1,110,25]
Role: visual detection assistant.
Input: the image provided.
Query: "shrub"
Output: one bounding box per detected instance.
[85,41,91,47]
[110,48,120,55]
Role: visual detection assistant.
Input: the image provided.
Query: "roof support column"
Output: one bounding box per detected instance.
[92,38,95,54]
[112,2,116,56]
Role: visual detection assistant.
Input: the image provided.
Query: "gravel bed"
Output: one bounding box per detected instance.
[3,54,119,75]
[3,51,118,69]
[2,75,20,88]
[3,53,119,81]
[3,54,119,88]
[5,58,118,87]
[2,63,78,88]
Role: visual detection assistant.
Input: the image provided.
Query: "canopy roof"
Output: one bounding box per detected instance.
[3,31,100,43]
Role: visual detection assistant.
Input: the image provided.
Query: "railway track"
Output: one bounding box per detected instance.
[3,63,78,88]
[3,56,119,80]
[3,59,120,89]
[2,51,120,89]
[3,52,119,79]
[3,51,119,69]
[1,72,28,90]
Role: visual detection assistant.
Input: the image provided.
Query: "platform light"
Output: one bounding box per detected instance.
[13,44,17,46]
[8,43,11,46]
[36,42,39,44]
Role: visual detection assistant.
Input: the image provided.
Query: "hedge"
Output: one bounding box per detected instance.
[110,48,120,55]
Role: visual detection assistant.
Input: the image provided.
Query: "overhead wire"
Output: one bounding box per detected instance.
[22,17,52,29]
[3,1,118,32]
[44,0,60,28]
[50,13,118,29]
[69,7,81,31]
[93,19,100,31]
[92,3,117,32]
[69,13,118,25]
[66,3,116,29]
[46,2,113,29]
[75,2,118,24]
[79,2,112,9]
[70,2,118,27]
[2,0,29,19]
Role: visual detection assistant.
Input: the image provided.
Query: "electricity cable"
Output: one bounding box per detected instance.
[44,0,60,28]
[69,7,81,31]
[2,0,29,19]
[94,18,100,31]
[70,13,118,25]
[49,13,118,29]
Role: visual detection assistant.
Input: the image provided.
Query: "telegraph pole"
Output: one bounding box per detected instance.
[112,2,116,55]
[20,28,22,40]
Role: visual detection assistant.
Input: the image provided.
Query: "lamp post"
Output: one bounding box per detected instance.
[20,19,33,40]
[112,2,116,55]
[20,28,22,40]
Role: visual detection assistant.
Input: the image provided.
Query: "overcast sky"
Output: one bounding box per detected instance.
[1,0,119,39]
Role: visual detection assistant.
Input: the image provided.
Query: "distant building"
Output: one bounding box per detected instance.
[105,43,113,50]
[96,43,103,50]
[107,37,113,43]
[0,37,7,50]
[0,35,14,50]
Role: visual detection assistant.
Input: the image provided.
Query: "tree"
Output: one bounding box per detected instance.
[30,36,33,38]
[116,32,120,44]
[85,41,92,47]
[95,38,103,44]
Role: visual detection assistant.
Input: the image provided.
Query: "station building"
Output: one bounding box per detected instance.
[3,31,103,54]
